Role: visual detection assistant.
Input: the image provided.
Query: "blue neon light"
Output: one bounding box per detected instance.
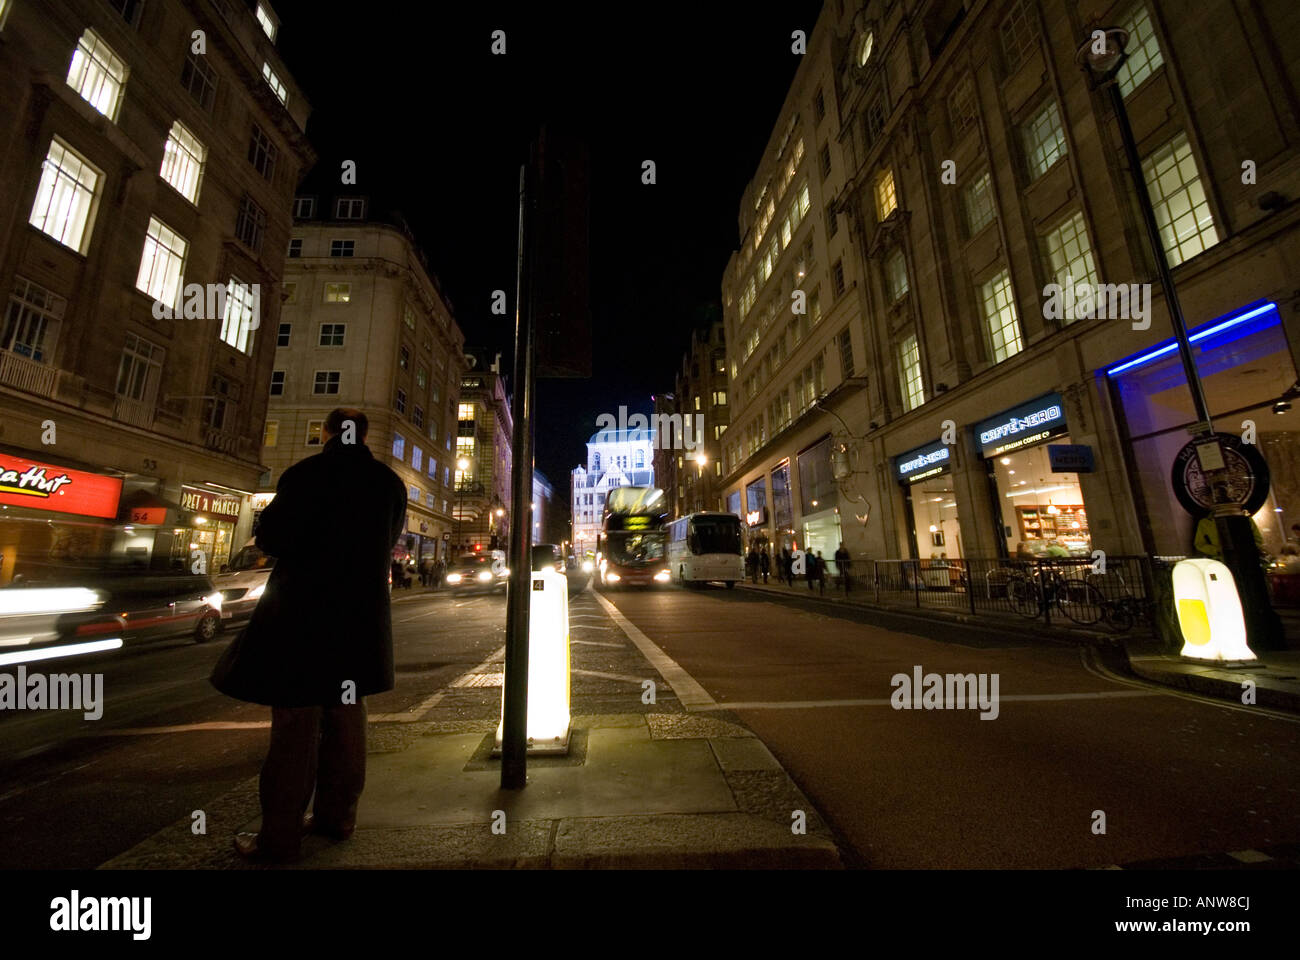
[1105,301,1279,377]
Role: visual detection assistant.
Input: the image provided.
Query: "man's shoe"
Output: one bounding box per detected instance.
[233,832,300,863]
[303,813,355,841]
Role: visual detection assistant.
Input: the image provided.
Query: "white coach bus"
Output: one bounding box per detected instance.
[665,512,745,588]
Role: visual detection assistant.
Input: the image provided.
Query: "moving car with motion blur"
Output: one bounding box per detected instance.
[531,543,566,574]
[214,542,274,623]
[444,552,508,595]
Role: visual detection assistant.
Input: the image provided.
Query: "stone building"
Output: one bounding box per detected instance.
[570,425,656,557]
[454,360,512,552]
[0,0,312,579]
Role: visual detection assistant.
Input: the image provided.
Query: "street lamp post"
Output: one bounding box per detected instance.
[1077,28,1281,648]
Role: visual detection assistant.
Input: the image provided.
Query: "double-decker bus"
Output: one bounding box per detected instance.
[597,486,669,587]
[666,512,744,588]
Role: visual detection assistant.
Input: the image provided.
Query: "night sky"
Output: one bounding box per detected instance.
[272,1,824,494]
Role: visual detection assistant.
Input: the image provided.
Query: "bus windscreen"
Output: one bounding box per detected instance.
[607,531,665,566]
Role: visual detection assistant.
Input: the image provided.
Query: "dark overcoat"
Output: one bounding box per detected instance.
[210,436,407,707]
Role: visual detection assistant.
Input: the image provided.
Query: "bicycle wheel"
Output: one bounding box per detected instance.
[1008,577,1042,618]
[1103,600,1135,633]
[1056,579,1104,625]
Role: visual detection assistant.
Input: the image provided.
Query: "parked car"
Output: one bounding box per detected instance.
[214,542,274,623]
[444,553,508,595]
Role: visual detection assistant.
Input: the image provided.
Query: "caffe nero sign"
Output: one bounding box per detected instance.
[895,440,951,483]
[975,393,1068,458]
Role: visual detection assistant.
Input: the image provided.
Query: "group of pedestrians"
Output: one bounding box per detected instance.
[746,542,854,596]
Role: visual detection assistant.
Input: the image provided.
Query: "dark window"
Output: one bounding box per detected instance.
[832,259,845,296]
[269,370,285,395]
[106,0,144,25]
[814,88,826,122]
[319,323,345,347]
[293,197,315,219]
[329,239,354,257]
[827,203,838,237]
[413,405,424,428]
[287,238,302,258]
[313,371,340,395]
[819,144,832,179]
[838,328,855,378]
[399,345,409,369]
[248,124,277,181]
[180,50,217,112]
[235,195,266,253]
[395,388,406,414]
[864,98,886,146]
[276,323,290,347]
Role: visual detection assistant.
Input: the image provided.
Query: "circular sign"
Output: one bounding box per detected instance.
[1170,433,1270,516]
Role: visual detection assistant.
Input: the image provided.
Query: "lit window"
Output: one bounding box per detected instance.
[306,420,322,445]
[319,323,345,346]
[262,62,288,105]
[403,304,416,328]
[392,433,405,460]
[220,278,259,354]
[1117,4,1164,98]
[329,239,354,257]
[980,270,1023,362]
[412,446,423,471]
[160,121,207,204]
[858,31,874,66]
[962,171,995,236]
[313,370,340,395]
[1000,0,1038,72]
[416,367,427,388]
[1042,211,1098,317]
[263,420,278,446]
[457,402,474,420]
[886,249,909,302]
[255,3,278,40]
[1022,100,1067,180]
[875,169,897,221]
[269,370,285,395]
[67,29,128,121]
[135,217,188,309]
[29,138,102,253]
[897,334,923,412]
[324,283,351,303]
[1142,132,1219,267]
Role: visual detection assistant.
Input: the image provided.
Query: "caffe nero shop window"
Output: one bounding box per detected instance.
[1105,300,1297,560]
[974,393,1091,559]
[895,440,960,560]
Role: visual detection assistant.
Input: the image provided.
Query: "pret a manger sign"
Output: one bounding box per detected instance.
[180,485,242,519]
[0,455,122,518]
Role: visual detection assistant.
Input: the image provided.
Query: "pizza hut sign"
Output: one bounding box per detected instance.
[180,485,242,519]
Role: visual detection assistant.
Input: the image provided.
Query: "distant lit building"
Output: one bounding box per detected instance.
[455,360,512,551]
[570,425,655,556]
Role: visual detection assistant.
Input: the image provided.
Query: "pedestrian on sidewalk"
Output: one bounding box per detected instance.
[805,550,817,591]
[834,542,851,594]
[746,545,759,584]
[815,551,827,596]
[211,408,406,863]
[781,546,793,587]
[759,547,770,584]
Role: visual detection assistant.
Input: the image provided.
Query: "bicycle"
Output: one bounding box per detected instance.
[1006,564,1105,625]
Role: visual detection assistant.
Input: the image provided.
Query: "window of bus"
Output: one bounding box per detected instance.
[1106,300,1298,560]
[690,515,742,555]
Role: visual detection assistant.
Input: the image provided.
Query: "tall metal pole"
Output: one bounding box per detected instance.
[502,148,537,789]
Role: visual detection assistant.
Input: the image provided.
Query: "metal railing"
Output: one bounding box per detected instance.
[112,394,155,429]
[0,349,59,395]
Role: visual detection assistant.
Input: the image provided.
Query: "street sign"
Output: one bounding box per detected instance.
[1170,433,1270,516]
[1048,444,1094,473]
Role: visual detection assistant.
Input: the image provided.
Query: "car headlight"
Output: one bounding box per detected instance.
[606,572,621,582]
[247,583,266,600]
[582,560,594,572]
[477,570,492,582]
[654,570,670,582]
[203,592,223,611]
[446,573,462,584]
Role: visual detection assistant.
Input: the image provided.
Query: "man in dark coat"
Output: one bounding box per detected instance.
[211,408,406,861]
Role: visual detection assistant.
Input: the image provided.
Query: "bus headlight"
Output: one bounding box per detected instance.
[582,560,594,573]
[654,570,670,582]
[606,573,621,582]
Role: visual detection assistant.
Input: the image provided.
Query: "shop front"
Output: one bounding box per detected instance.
[797,437,842,568]
[974,393,1092,559]
[174,485,243,572]
[895,439,962,560]
[745,476,770,552]
[0,450,123,584]
[770,460,796,552]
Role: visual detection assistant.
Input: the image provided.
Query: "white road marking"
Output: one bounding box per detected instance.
[91,721,272,734]
[691,690,1163,711]
[371,644,506,721]
[571,639,624,648]
[572,668,647,684]
[591,592,716,709]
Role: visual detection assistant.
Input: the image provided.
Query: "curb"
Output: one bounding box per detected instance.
[1124,656,1300,715]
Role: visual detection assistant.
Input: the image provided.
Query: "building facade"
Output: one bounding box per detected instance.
[0,0,312,581]
[263,213,466,567]
[570,426,656,556]
[668,319,730,517]
[720,0,871,563]
[454,361,512,552]
[722,0,1300,578]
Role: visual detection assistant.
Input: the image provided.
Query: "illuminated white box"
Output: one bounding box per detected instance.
[1172,558,1256,662]
[496,567,571,754]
